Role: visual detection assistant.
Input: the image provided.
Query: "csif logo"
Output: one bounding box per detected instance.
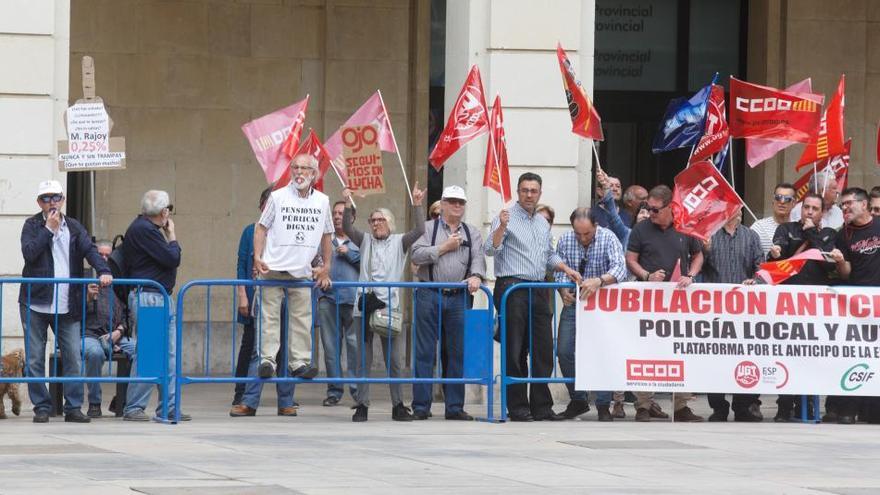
[734,97,817,113]
[840,363,875,392]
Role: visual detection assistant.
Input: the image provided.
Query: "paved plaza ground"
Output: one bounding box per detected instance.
[1,385,878,494]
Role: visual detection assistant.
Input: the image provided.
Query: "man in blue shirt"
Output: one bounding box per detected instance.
[317,200,361,407]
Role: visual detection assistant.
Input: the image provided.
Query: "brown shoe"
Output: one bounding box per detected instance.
[277,406,298,417]
[648,402,669,419]
[612,402,626,419]
[229,405,256,417]
[673,406,704,422]
[635,407,651,422]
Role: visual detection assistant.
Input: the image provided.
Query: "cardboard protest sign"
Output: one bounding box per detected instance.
[58,101,126,171]
[342,125,385,195]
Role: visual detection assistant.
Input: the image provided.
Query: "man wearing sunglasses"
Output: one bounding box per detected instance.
[19,180,112,423]
[626,184,704,422]
[751,183,797,257]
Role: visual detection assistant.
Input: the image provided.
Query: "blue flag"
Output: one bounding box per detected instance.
[651,84,712,154]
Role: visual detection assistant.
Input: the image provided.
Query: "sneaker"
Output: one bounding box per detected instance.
[158,411,192,422]
[352,404,368,422]
[322,396,340,407]
[562,399,591,419]
[290,364,318,379]
[596,405,614,422]
[635,407,651,422]
[258,360,276,378]
[673,406,704,422]
[33,410,49,423]
[230,405,256,417]
[611,402,626,419]
[392,403,414,421]
[87,404,102,419]
[64,410,91,423]
[123,409,150,422]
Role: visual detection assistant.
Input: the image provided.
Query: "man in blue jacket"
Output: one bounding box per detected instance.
[19,180,112,423]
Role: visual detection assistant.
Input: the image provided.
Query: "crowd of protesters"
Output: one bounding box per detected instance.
[14,154,880,425]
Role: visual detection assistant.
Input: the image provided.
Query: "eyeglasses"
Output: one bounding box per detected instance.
[646,204,668,214]
[443,198,466,206]
[774,194,795,204]
[291,165,312,173]
[38,194,63,203]
[368,218,387,224]
[166,204,174,213]
[841,199,863,208]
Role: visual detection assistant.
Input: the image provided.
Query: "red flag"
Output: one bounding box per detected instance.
[670,161,743,242]
[793,140,851,202]
[274,129,341,192]
[428,66,490,170]
[483,95,512,202]
[729,77,822,142]
[557,43,603,141]
[796,75,846,170]
[241,95,310,183]
[324,92,397,160]
[756,249,826,285]
[690,84,729,163]
[746,79,817,168]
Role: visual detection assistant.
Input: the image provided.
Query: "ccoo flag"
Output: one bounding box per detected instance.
[729,77,823,142]
[241,95,310,183]
[745,78,817,168]
[796,75,846,170]
[483,95,512,202]
[670,161,743,242]
[429,66,490,170]
[557,43,603,140]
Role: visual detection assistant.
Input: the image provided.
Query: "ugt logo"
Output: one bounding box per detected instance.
[734,361,760,388]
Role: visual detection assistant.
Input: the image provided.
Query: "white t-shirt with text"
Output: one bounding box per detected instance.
[259,187,333,278]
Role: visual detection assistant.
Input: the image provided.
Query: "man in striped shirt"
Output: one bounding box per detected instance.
[555,207,628,421]
[487,172,581,422]
[750,183,796,257]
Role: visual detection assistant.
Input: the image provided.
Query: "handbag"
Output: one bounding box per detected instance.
[363,239,402,338]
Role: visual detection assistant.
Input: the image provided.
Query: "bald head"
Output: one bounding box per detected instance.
[623,185,648,213]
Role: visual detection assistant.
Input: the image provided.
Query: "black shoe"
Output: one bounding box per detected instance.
[322,396,340,407]
[533,410,565,421]
[508,412,534,422]
[708,409,729,422]
[596,405,614,422]
[64,410,91,423]
[392,403,414,421]
[838,415,856,425]
[87,404,102,419]
[412,409,430,420]
[352,405,368,422]
[258,360,275,378]
[822,410,839,423]
[445,411,474,421]
[773,408,792,423]
[290,364,318,379]
[734,406,763,423]
[562,399,591,419]
[108,396,118,414]
[33,411,49,423]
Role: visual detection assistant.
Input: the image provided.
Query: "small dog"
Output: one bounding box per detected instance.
[0,349,24,419]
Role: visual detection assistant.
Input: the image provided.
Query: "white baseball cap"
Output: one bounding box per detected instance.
[37,180,64,197]
[441,185,467,202]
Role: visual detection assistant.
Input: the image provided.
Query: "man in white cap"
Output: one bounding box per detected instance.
[410,185,485,420]
[19,179,112,423]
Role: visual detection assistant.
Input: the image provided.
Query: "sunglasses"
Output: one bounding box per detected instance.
[646,204,668,214]
[38,194,64,203]
[774,194,795,204]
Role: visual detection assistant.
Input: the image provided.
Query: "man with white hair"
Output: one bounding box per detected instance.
[122,189,186,421]
[790,170,844,230]
[231,153,333,417]
[19,179,112,423]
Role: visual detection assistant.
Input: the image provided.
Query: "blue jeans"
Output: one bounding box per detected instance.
[83,336,136,405]
[123,291,177,417]
[241,299,296,410]
[557,304,610,405]
[412,288,468,416]
[317,298,357,401]
[19,305,84,415]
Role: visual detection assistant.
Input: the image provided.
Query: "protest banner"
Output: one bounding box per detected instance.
[342,124,385,195]
[576,282,880,396]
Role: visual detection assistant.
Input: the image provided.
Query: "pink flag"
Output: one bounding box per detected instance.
[324,92,397,159]
[241,96,310,183]
[745,79,824,168]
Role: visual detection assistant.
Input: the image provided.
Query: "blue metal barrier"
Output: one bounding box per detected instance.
[173,279,496,422]
[0,278,172,420]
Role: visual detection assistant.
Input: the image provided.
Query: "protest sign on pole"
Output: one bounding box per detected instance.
[58,102,126,171]
[576,282,880,396]
[342,124,385,195]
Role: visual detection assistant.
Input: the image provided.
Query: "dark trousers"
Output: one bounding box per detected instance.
[708,393,759,414]
[493,277,553,417]
[232,323,255,405]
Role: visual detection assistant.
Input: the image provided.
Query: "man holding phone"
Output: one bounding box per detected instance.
[19,180,112,423]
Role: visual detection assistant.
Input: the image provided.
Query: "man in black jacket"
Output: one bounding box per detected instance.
[19,180,112,423]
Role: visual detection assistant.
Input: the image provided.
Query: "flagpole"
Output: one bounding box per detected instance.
[377,89,414,205]
[330,156,355,208]
[488,119,505,201]
[727,137,735,190]
[686,144,697,167]
[722,140,758,223]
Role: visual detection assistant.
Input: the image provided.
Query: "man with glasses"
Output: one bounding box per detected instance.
[486,172,581,422]
[554,207,627,421]
[828,187,880,424]
[625,184,704,422]
[791,171,844,230]
[751,183,797,257]
[410,185,485,421]
[19,180,112,423]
